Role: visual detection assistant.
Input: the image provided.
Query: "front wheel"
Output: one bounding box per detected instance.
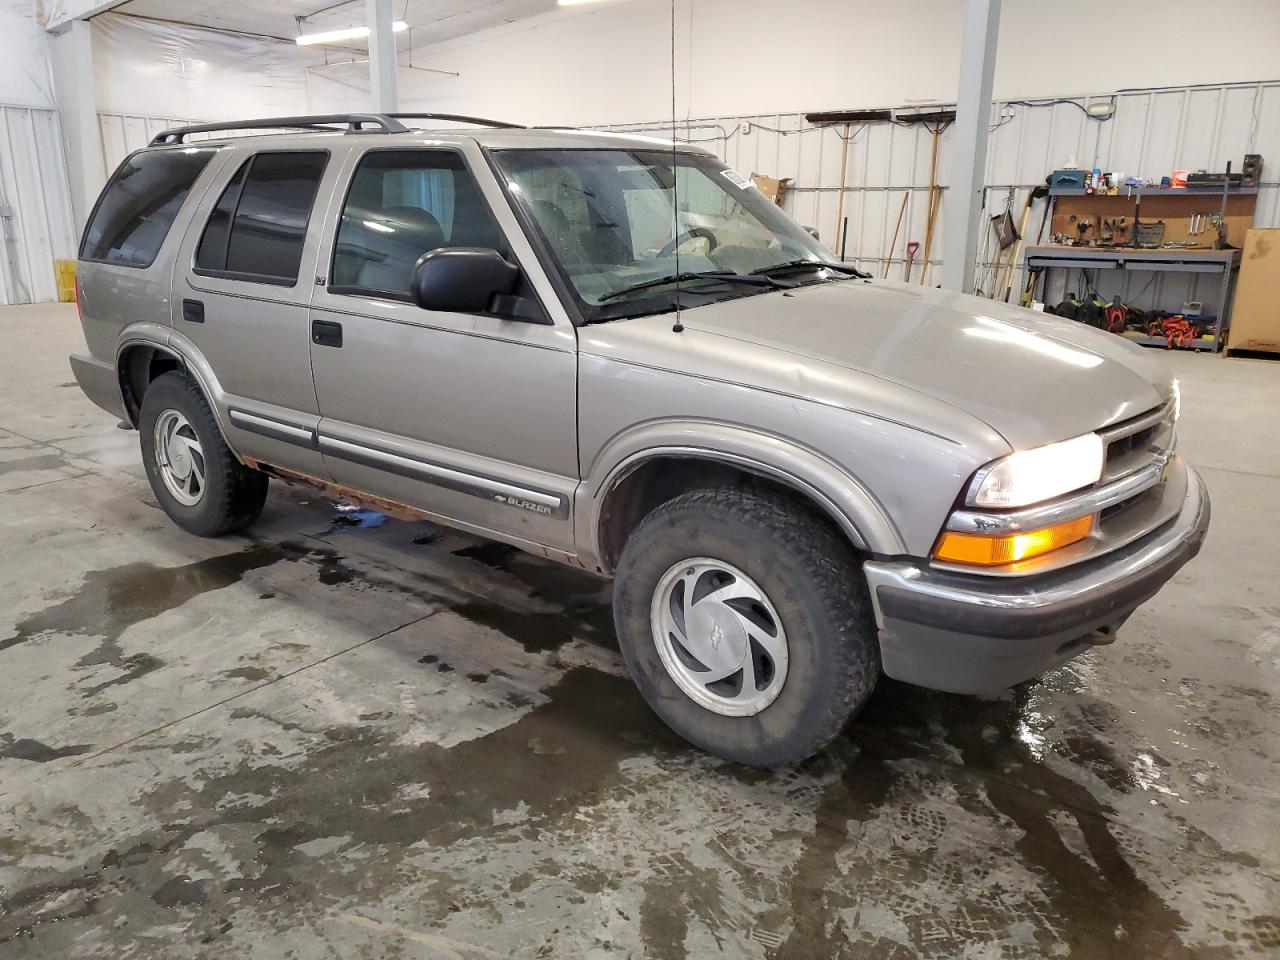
[613,488,879,766]
[139,372,268,537]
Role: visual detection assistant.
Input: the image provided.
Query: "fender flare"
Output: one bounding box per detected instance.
[115,326,238,459]
[576,420,906,570]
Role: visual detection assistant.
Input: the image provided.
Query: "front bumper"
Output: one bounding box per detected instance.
[863,465,1210,694]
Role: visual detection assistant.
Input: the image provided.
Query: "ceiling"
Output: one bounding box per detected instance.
[111,0,562,47]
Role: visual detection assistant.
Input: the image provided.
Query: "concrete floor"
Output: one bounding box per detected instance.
[0,302,1277,959]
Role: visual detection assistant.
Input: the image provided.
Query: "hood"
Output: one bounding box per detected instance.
[647,279,1172,450]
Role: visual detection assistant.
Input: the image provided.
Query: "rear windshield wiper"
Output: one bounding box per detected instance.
[751,259,867,278]
[599,270,785,303]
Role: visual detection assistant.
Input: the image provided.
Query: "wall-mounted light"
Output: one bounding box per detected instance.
[296,21,408,46]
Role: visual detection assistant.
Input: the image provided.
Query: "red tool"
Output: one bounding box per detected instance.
[1103,296,1127,334]
[904,240,920,282]
[1161,315,1196,348]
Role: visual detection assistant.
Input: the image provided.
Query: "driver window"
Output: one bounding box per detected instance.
[331,150,505,299]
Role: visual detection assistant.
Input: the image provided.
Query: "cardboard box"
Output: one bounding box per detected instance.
[751,173,791,205]
[1227,228,1280,355]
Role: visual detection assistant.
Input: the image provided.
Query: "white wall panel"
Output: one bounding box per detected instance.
[97,112,193,175]
[0,106,77,305]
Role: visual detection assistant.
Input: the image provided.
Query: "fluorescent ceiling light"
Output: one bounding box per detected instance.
[296,21,407,46]
[558,0,608,6]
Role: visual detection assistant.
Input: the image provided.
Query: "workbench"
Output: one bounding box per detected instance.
[1023,245,1242,352]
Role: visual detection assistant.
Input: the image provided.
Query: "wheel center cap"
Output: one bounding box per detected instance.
[169,443,190,477]
[686,602,748,673]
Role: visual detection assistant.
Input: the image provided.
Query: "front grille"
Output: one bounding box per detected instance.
[1106,421,1161,472]
[1093,398,1177,529]
[1099,399,1176,484]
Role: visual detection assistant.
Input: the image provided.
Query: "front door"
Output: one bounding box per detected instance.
[307,146,579,553]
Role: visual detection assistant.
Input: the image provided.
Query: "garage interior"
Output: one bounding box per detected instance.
[1,0,1279,957]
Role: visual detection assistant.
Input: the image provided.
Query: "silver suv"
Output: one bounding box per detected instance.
[70,113,1209,765]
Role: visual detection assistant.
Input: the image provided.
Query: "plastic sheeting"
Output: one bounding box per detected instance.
[0,0,55,109]
[92,12,322,120]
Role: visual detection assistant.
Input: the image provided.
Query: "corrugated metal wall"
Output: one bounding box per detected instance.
[0,105,77,305]
[98,112,268,176]
[8,82,1279,306]
[605,80,1280,307]
[98,112,194,176]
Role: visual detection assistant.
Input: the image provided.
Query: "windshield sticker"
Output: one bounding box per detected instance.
[720,168,753,191]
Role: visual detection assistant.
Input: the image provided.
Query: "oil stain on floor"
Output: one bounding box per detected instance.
[1,517,1276,958]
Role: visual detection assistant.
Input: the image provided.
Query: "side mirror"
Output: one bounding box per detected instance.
[803,226,820,241]
[411,247,519,314]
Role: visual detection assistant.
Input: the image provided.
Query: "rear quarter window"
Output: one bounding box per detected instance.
[80,149,215,268]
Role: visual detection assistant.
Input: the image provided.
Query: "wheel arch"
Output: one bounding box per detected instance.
[579,423,905,574]
[114,332,237,459]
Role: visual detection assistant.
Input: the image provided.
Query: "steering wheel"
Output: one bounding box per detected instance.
[658,227,718,258]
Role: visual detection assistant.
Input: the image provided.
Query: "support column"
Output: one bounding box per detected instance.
[49,19,106,232]
[366,0,398,113]
[941,0,1001,293]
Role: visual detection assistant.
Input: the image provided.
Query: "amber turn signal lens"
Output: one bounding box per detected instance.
[934,515,1094,567]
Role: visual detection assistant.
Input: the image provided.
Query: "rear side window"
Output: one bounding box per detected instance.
[194,151,328,285]
[331,150,504,299]
[81,149,214,268]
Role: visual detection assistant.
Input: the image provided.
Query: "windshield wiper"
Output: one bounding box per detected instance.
[751,259,867,278]
[598,270,784,302]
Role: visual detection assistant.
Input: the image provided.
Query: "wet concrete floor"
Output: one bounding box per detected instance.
[1,303,1277,958]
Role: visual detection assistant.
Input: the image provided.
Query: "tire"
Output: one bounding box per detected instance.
[138,372,268,537]
[613,487,879,767]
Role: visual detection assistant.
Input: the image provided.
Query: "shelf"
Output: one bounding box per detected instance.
[1025,246,1241,272]
[1123,332,1222,352]
[1048,185,1258,197]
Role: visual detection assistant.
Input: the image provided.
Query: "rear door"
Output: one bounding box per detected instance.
[307,144,579,554]
[172,146,344,477]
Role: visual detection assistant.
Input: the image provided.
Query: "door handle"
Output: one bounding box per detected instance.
[182,299,204,323]
[311,318,343,348]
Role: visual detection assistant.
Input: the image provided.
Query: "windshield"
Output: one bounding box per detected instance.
[492,148,851,322]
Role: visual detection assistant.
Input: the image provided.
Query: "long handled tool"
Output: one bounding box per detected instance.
[999,185,1046,302]
[882,191,909,279]
[904,240,920,282]
[918,123,943,285]
[1213,161,1233,250]
[833,123,851,259]
[1021,184,1054,304]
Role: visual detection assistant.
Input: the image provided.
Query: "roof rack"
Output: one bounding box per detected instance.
[387,112,525,130]
[149,114,408,146]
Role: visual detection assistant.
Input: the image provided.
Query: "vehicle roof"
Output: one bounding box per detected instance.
[149,125,717,156]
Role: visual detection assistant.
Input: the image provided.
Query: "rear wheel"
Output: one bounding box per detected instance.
[139,372,268,537]
[613,487,879,766]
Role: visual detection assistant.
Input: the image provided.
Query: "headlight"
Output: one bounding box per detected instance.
[968,433,1104,508]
